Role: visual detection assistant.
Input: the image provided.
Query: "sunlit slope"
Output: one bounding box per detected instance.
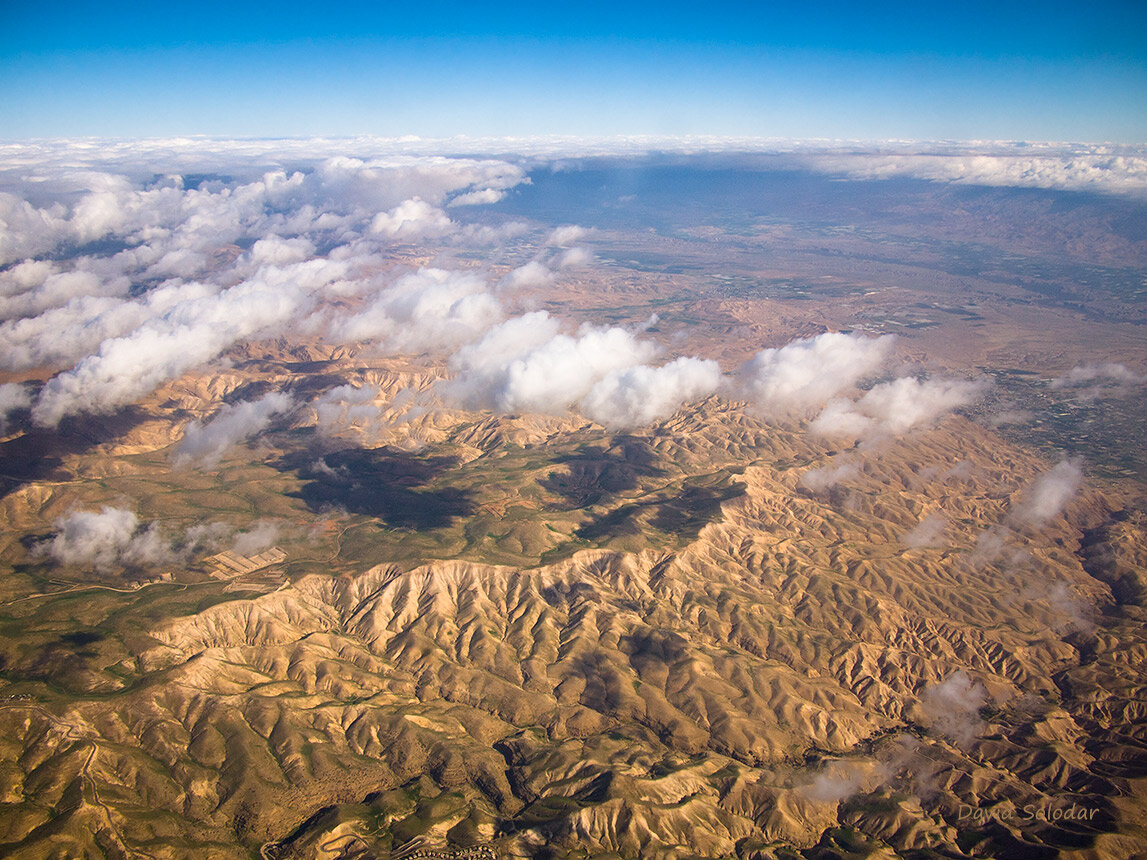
[1,405,1142,858]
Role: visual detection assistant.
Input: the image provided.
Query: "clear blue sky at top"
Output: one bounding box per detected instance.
[1,0,1144,141]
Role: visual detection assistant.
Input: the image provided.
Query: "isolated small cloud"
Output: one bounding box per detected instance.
[799,458,861,492]
[968,525,1029,568]
[811,376,987,439]
[1051,362,1144,400]
[35,506,172,570]
[1010,459,1083,526]
[1043,581,1095,634]
[447,187,506,206]
[800,761,872,804]
[35,504,284,571]
[580,356,723,429]
[900,513,948,549]
[231,519,282,555]
[174,392,295,467]
[737,332,894,416]
[546,225,589,246]
[554,246,593,269]
[920,671,988,747]
[500,260,554,290]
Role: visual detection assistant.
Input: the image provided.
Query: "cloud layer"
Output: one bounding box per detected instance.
[0,140,1024,443]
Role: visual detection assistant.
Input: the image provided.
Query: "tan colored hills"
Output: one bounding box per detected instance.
[1,393,1143,859]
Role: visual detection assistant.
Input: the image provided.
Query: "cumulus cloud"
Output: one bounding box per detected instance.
[919,670,988,747]
[369,197,454,239]
[31,278,306,426]
[580,356,723,429]
[554,246,593,268]
[0,146,531,429]
[546,225,590,246]
[447,187,507,206]
[444,312,659,417]
[247,235,317,267]
[174,392,296,467]
[737,332,893,416]
[333,267,504,353]
[811,376,988,439]
[0,192,69,264]
[500,260,554,290]
[34,505,287,571]
[34,507,172,570]
[1010,459,1083,526]
[1,280,216,371]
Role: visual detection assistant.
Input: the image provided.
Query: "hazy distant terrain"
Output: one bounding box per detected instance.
[0,140,1145,859]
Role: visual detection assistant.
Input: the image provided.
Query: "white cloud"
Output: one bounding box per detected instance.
[811,376,988,439]
[445,312,659,417]
[919,671,988,747]
[28,255,359,426]
[554,246,593,268]
[247,235,317,267]
[1051,362,1144,400]
[231,519,282,555]
[737,332,894,416]
[1010,459,1083,527]
[0,280,216,371]
[447,187,507,206]
[31,279,304,426]
[0,382,32,428]
[803,150,1147,197]
[500,260,554,290]
[0,267,130,322]
[0,193,69,265]
[174,392,296,468]
[34,506,172,570]
[333,267,504,353]
[34,504,284,571]
[370,198,454,239]
[901,513,948,549]
[312,383,386,435]
[580,356,723,429]
[546,225,590,246]
[799,458,861,492]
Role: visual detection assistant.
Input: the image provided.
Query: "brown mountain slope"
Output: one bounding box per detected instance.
[1,407,1142,859]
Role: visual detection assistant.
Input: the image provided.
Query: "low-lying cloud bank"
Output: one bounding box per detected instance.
[0,139,1011,442]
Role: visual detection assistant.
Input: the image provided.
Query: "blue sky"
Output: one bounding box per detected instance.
[2,0,1145,141]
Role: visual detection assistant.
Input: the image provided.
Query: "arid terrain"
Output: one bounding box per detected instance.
[0,141,1145,859]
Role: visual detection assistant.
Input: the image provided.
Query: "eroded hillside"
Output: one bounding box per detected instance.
[1,395,1144,859]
